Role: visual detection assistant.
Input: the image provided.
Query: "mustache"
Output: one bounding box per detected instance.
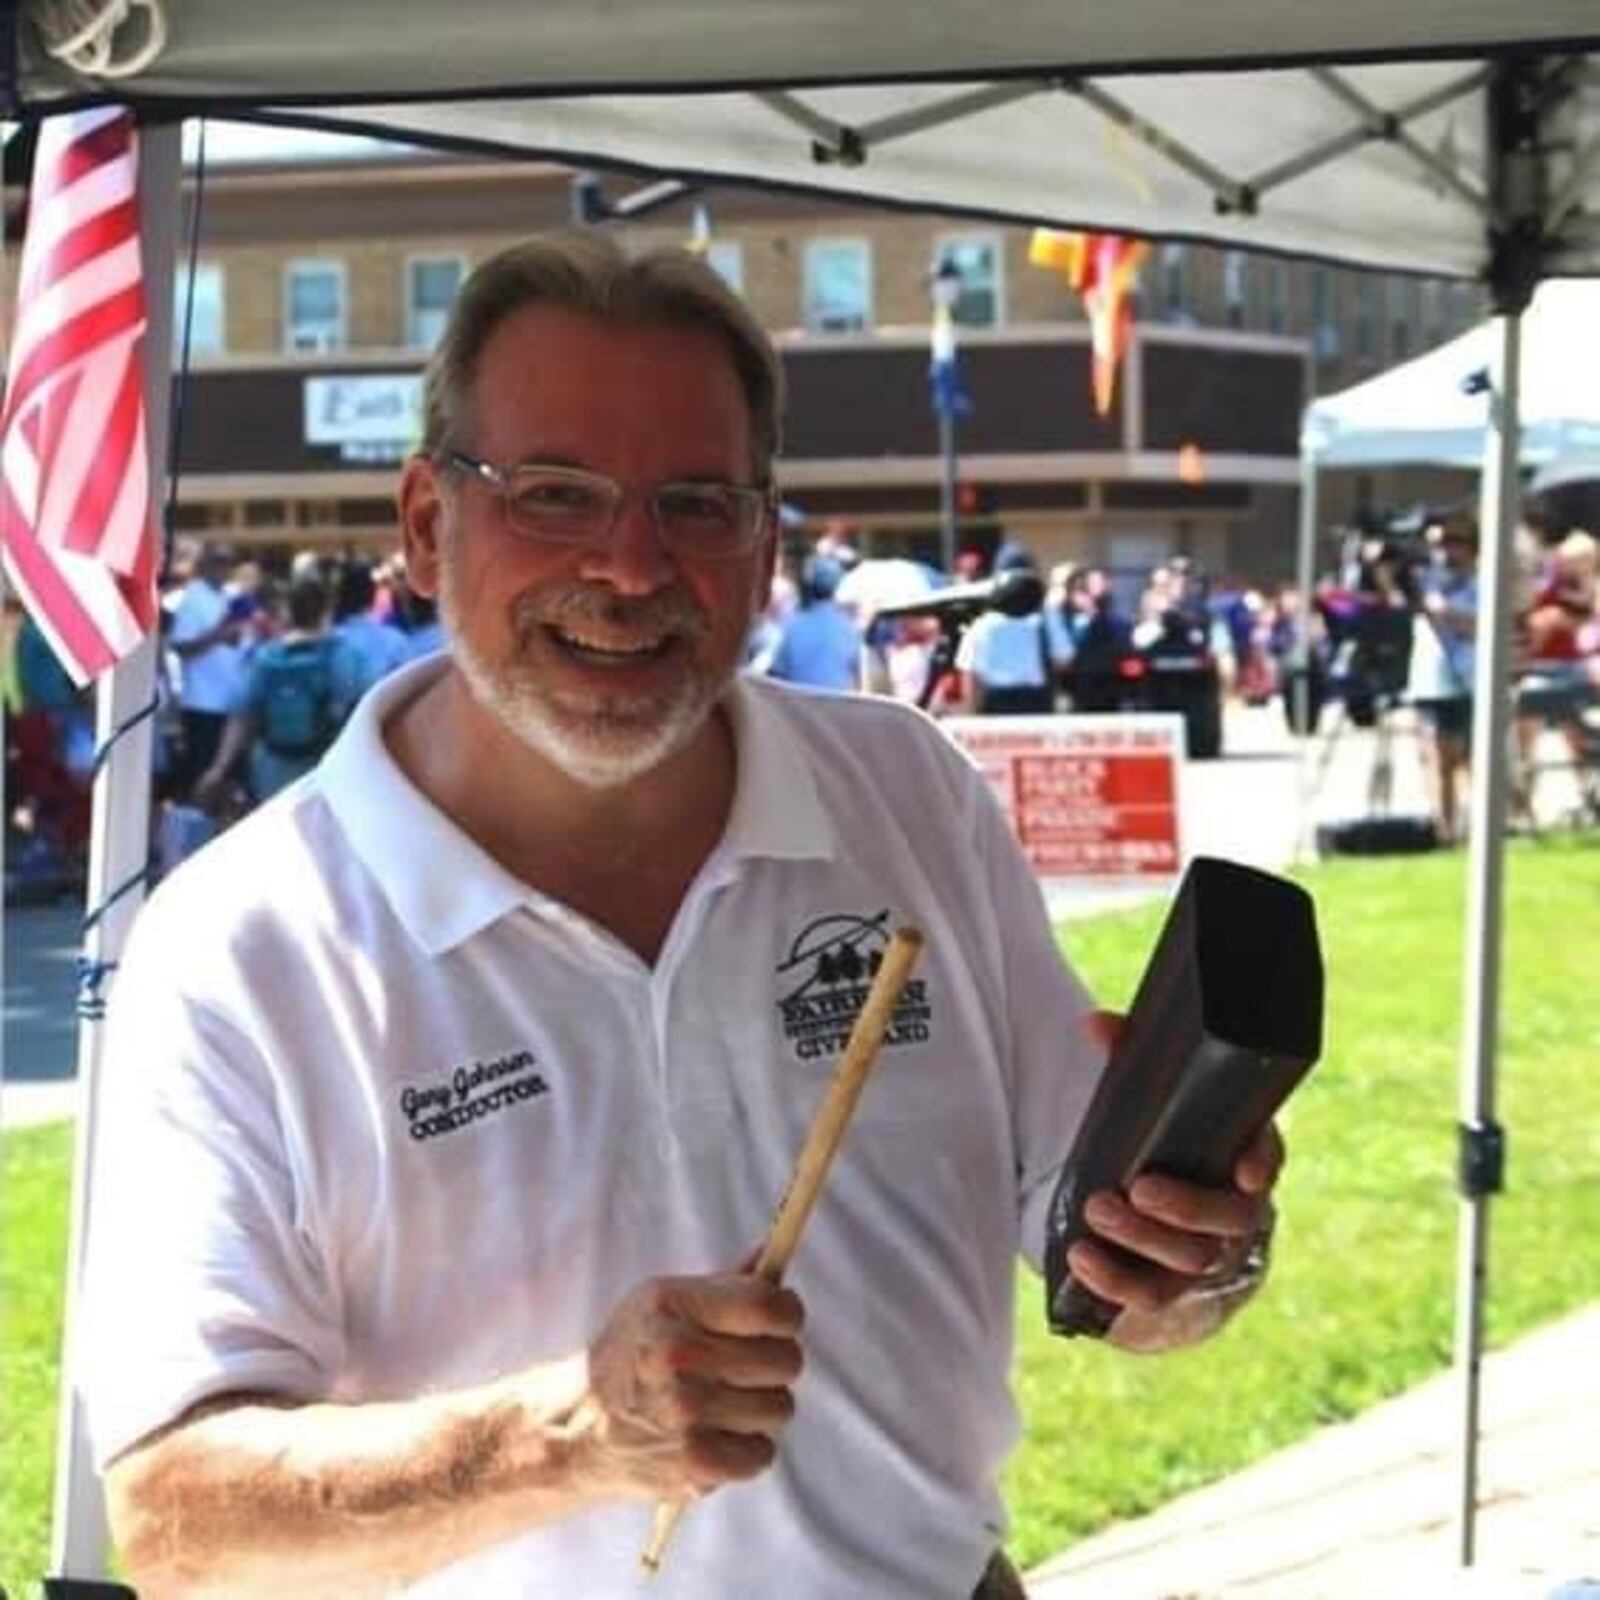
[513,584,708,642]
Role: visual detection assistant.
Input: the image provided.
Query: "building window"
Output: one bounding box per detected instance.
[935,232,1004,327]
[1264,261,1288,334]
[802,239,873,333]
[1159,244,1189,324]
[1422,279,1446,348]
[173,261,225,358]
[284,260,347,353]
[1448,280,1481,331]
[1311,268,1339,357]
[406,256,466,349]
[1390,278,1416,360]
[706,241,745,295]
[1223,251,1247,329]
[1355,275,1380,362]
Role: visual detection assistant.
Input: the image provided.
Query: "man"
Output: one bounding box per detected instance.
[955,547,1056,715]
[196,570,361,806]
[164,541,247,795]
[331,559,412,698]
[765,552,863,691]
[1411,511,1479,843]
[87,234,1281,1600]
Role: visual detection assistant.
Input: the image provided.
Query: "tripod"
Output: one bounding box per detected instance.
[1303,687,1407,816]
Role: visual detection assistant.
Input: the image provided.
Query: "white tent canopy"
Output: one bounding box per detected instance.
[1305,279,1600,467]
[10,2,1600,280]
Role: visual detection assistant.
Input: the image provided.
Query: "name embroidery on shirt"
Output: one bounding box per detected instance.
[775,910,932,1062]
[399,1047,549,1142]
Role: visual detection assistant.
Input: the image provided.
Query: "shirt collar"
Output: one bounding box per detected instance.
[318,661,835,958]
[720,676,836,866]
[318,656,531,957]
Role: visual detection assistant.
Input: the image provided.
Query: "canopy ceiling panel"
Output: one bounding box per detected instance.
[327,60,1516,276]
[10,4,1600,280]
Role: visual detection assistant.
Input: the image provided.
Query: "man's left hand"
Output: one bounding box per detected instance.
[1065,1118,1282,1352]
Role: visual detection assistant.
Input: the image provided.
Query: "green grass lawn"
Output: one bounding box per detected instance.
[2,1116,73,1597]
[1006,834,1600,1565]
[3,837,1597,1589]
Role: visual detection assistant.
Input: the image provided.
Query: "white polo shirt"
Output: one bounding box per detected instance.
[84,659,1105,1599]
[166,576,244,714]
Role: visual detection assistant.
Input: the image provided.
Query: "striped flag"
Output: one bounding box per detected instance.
[1030,228,1150,417]
[929,298,972,421]
[2,108,159,686]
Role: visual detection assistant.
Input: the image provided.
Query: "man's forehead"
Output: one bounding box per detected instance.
[467,304,754,464]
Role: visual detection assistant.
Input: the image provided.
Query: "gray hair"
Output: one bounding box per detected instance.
[420,230,783,481]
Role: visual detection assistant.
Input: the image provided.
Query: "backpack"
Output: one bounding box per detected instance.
[255,637,340,759]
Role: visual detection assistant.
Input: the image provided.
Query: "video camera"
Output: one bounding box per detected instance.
[1316,507,1435,716]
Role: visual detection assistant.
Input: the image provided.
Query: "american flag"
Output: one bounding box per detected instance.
[2,107,159,686]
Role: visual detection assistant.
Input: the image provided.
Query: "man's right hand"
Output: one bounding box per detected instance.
[582,1271,804,1501]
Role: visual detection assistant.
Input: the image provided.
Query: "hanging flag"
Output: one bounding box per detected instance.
[1,107,159,686]
[687,202,713,256]
[1030,228,1150,418]
[928,297,972,421]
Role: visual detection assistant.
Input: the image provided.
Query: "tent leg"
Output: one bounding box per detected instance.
[46,115,182,1582]
[1452,306,1520,1569]
[1291,446,1319,860]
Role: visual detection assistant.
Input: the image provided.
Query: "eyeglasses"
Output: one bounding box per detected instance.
[442,450,772,558]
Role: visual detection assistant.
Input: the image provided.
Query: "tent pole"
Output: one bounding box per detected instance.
[47,115,182,1581]
[1452,305,1519,1570]
[1291,401,1319,859]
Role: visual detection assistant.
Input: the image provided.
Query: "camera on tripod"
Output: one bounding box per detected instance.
[1316,508,1432,728]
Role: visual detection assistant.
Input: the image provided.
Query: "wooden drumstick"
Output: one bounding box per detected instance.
[640,925,925,1574]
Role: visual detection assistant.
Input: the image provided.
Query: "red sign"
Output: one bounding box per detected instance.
[947,714,1184,883]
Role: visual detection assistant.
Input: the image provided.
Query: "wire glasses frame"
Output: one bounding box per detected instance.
[441,450,774,558]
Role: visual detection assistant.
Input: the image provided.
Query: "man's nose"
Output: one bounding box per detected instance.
[577,489,675,594]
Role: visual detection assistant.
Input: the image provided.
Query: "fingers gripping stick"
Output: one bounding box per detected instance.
[640,926,925,1573]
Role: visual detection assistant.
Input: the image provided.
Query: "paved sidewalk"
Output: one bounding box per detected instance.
[1027,1305,1600,1599]
[2,1076,80,1128]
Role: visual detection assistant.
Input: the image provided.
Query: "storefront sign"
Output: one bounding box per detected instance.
[303,373,422,462]
[945,713,1184,885]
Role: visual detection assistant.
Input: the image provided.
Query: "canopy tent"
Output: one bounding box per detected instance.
[1305,278,1600,468]
[9,3,1600,279]
[7,2,1600,1589]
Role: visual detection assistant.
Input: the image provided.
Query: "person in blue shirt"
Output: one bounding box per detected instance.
[332,562,411,698]
[766,554,862,691]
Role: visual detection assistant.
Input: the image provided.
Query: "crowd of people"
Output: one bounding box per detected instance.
[3,542,450,895]
[747,527,1300,720]
[1305,504,1600,841]
[9,493,1597,896]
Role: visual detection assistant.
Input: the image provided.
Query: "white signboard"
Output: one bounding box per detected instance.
[303,373,423,462]
[945,713,1186,889]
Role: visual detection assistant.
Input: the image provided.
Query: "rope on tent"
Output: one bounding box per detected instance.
[76,863,147,1018]
[31,0,167,78]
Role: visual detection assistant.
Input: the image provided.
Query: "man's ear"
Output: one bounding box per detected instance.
[398,455,447,600]
[752,518,780,613]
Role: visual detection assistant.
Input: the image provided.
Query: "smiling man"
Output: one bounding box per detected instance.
[85,233,1280,1600]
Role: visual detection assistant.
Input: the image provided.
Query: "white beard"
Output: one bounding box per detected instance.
[439,565,730,791]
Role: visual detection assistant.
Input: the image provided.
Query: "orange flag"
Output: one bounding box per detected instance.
[1030,229,1149,417]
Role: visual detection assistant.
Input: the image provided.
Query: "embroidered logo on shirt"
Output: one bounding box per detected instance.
[775,910,932,1061]
[399,1047,549,1142]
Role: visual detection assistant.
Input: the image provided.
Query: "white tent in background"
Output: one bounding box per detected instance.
[1305,279,1600,470]
[7,2,1600,1589]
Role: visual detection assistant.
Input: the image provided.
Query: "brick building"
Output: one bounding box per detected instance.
[10,132,1486,585]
